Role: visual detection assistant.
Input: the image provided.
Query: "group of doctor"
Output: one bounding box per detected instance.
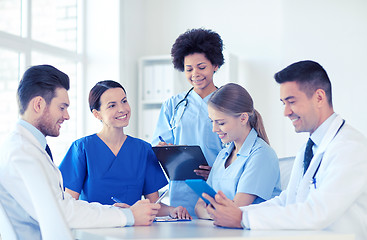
[57,28,281,222]
[0,27,366,240]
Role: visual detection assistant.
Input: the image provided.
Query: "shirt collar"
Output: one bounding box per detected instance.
[237,128,258,157]
[18,119,47,149]
[222,128,258,158]
[310,113,337,147]
[190,89,216,104]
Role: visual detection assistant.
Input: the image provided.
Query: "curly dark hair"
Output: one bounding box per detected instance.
[171,28,225,72]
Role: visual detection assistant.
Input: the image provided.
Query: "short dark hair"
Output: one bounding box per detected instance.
[89,80,126,112]
[274,60,333,106]
[171,28,225,72]
[17,65,70,115]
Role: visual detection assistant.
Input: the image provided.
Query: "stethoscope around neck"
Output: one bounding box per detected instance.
[169,87,194,130]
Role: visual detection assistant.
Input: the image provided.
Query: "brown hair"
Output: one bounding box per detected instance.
[89,80,126,112]
[208,83,270,145]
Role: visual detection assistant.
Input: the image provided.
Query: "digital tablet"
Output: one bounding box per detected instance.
[152,145,208,181]
[185,179,217,204]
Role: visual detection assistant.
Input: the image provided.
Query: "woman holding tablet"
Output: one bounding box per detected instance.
[59,80,191,220]
[195,83,281,219]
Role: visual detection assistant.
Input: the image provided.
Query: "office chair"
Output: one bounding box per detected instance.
[14,159,74,240]
[278,156,296,190]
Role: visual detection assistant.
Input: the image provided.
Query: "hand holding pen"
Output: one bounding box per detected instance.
[157,136,173,146]
[111,197,131,208]
[155,189,168,204]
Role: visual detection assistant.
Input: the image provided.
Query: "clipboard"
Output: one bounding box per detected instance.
[152,145,208,180]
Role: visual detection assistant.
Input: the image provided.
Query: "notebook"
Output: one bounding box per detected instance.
[152,145,208,181]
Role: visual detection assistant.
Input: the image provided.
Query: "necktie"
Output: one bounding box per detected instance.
[45,144,53,161]
[303,138,314,174]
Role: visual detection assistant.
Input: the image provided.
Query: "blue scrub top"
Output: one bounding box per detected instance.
[151,90,223,216]
[207,129,281,204]
[59,135,168,205]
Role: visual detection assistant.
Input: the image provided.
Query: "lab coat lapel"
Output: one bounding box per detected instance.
[296,115,344,201]
[16,123,64,189]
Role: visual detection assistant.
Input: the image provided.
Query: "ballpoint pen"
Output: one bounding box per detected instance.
[155,189,168,204]
[111,196,123,203]
[159,136,166,143]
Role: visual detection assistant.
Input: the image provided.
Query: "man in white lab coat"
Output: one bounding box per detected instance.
[0,65,161,238]
[203,60,367,240]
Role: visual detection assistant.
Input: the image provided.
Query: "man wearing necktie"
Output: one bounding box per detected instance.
[0,65,161,239]
[202,60,367,240]
[303,138,314,174]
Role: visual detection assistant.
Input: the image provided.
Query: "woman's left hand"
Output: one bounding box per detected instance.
[169,206,192,220]
[194,165,212,180]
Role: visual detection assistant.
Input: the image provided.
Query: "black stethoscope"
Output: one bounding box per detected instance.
[169,87,194,130]
[310,119,345,189]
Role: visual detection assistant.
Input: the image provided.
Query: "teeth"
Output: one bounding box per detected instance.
[117,115,127,119]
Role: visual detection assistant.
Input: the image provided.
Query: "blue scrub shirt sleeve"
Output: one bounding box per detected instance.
[142,145,168,195]
[59,140,87,194]
[236,146,280,201]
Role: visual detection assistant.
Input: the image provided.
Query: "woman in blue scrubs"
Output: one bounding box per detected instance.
[59,80,191,220]
[151,28,224,216]
[195,83,281,219]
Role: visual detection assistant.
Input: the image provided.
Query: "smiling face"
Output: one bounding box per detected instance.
[208,105,249,145]
[184,53,218,92]
[36,87,70,137]
[93,87,131,129]
[280,81,323,134]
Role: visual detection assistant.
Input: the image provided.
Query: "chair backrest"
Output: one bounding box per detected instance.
[0,195,17,240]
[278,156,296,190]
[0,182,42,240]
[13,159,74,240]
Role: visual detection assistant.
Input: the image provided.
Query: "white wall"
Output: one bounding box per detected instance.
[84,0,120,135]
[95,0,367,158]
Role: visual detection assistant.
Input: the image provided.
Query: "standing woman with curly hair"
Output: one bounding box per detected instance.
[151,28,225,216]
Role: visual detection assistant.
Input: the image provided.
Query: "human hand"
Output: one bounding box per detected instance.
[194,165,212,180]
[204,190,243,228]
[113,202,130,208]
[169,206,192,220]
[195,198,212,220]
[130,199,161,226]
[156,142,173,146]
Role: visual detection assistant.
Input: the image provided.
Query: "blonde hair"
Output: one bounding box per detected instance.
[208,83,270,145]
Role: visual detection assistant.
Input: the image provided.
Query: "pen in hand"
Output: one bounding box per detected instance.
[159,136,165,143]
[111,196,122,203]
[155,189,168,204]
[111,197,131,208]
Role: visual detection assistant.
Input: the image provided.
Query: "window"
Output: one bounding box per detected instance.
[0,0,84,165]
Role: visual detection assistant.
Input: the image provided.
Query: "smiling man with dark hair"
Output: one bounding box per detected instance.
[203,60,367,240]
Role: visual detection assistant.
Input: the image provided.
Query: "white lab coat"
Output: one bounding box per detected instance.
[0,123,128,229]
[242,115,367,240]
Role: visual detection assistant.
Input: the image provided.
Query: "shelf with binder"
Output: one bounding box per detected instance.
[138,55,190,142]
